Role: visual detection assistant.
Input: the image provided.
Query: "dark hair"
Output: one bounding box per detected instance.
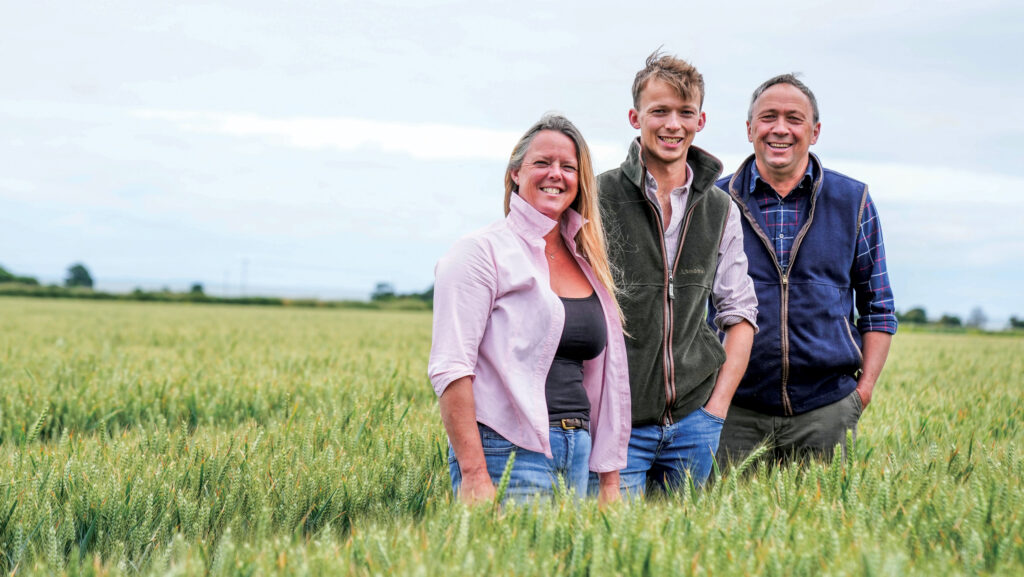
[748,73,819,123]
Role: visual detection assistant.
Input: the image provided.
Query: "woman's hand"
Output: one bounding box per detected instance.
[459,469,497,505]
[439,376,496,506]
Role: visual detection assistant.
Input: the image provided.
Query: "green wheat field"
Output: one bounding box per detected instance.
[0,297,1020,575]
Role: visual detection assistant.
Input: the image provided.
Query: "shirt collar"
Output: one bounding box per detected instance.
[643,162,694,198]
[507,192,585,241]
[749,159,815,196]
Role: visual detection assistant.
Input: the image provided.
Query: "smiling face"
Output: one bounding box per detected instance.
[629,77,706,172]
[747,82,821,183]
[510,130,579,221]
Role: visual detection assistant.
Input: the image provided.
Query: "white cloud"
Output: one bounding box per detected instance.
[132,109,526,161]
[0,178,36,194]
[133,108,632,169]
[825,159,1023,205]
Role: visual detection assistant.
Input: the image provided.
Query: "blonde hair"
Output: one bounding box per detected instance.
[632,49,705,109]
[503,114,624,325]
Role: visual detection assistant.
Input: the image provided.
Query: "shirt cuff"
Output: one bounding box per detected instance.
[714,312,759,334]
[857,315,898,335]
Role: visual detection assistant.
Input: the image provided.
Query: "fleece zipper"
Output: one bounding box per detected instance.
[664,202,701,424]
[642,183,704,426]
[640,191,675,425]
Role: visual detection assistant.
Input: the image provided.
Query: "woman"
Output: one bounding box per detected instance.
[428,114,630,505]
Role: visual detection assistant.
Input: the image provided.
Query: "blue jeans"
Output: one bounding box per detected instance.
[605,407,724,497]
[449,423,592,502]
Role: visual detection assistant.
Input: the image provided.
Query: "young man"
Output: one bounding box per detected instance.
[715,74,897,466]
[596,52,757,495]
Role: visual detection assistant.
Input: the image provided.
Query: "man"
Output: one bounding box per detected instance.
[596,52,757,495]
[715,74,897,466]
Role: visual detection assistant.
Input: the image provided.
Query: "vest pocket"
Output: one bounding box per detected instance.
[788,283,861,375]
[840,316,863,365]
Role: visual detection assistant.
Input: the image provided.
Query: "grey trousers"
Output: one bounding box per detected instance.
[717,389,863,470]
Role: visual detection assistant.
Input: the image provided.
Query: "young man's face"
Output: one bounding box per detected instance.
[746,83,821,180]
[629,77,705,171]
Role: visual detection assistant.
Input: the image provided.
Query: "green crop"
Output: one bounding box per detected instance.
[0,297,1020,575]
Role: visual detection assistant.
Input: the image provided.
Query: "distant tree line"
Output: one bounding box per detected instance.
[371,282,433,308]
[1,262,95,288]
[0,264,430,311]
[898,307,965,327]
[897,306,1022,331]
[0,264,40,285]
[7,264,1018,325]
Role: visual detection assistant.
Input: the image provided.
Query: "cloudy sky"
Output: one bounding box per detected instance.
[2,0,1021,324]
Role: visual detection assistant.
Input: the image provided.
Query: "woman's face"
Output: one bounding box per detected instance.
[511,130,579,221]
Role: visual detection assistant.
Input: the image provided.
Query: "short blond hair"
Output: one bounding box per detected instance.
[632,50,705,109]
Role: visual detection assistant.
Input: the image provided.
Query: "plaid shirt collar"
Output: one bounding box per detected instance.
[749,159,816,197]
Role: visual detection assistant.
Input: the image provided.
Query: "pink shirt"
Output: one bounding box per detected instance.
[428,193,631,472]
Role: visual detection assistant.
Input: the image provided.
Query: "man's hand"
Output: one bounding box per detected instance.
[855,383,872,409]
[855,332,892,410]
[703,397,731,420]
[704,320,755,420]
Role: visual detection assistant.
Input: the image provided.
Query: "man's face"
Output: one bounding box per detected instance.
[747,83,821,179]
[629,78,705,171]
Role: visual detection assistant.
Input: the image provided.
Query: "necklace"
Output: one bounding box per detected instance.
[546,236,567,260]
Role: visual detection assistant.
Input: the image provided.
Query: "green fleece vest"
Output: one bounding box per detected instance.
[598,141,731,426]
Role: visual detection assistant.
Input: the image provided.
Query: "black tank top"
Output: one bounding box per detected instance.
[545,292,608,421]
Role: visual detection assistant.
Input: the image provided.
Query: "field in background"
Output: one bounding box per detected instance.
[0,297,1020,576]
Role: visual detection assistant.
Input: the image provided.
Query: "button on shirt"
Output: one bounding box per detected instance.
[644,164,758,331]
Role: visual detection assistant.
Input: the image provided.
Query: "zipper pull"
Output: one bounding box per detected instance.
[782,275,788,286]
[668,275,675,300]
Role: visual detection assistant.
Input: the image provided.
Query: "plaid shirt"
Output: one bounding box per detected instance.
[750,162,814,272]
[750,162,896,334]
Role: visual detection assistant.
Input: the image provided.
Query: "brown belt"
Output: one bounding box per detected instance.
[550,418,589,431]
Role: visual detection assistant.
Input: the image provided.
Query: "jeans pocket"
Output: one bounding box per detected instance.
[478,424,517,456]
[698,406,726,425]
